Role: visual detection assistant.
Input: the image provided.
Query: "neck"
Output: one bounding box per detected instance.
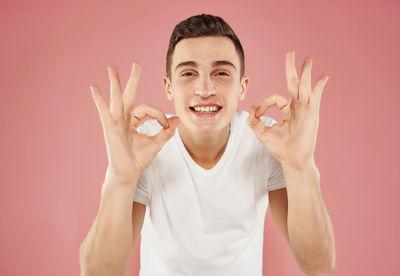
[178,123,231,168]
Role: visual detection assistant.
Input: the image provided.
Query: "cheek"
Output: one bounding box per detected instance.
[170,89,190,111]
[172,83,195,102]
[173,79,193,93]
[215,81,241,98]
[216,77,240,88]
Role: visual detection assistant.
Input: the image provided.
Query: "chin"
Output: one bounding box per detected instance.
[192,119,230,136]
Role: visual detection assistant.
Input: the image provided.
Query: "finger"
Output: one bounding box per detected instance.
[132,103,169,129]
[255,94,289,120]
[282,98,291,122]
[285,51,299,101]
[123,61,141,114]
[152,116,180,146]
[108,65,123,119]
[310,74,329,111]
[90,84,113,128]
[247,105,271,138]
[299,57,313,103]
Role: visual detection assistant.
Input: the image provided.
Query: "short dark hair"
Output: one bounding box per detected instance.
[166,14,245,79]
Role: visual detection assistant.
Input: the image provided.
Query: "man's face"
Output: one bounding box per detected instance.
[163,36,248,135]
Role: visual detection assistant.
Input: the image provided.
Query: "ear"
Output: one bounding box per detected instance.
[239,75,249,101]
[162,75,174,101]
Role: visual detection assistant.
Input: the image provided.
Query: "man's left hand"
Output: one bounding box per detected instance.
[247,51,329,169]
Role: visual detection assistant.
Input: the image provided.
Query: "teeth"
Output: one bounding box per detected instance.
[193,106,220,113]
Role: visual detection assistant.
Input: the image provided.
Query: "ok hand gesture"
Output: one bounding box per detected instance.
[247,52,329,169]
[90,62,180,185]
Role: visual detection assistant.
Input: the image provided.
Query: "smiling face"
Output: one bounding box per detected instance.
[163,36,248,135]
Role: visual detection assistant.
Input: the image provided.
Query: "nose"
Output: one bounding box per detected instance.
[194,75,216,97]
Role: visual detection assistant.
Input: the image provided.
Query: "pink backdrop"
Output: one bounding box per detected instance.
[1,0,399,275]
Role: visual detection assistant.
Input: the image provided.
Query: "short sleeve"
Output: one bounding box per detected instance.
[134,167,152,205]
[259,115,287,192]
[267,156,286,191]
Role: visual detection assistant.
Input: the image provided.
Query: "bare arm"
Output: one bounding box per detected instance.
[268,168,335,276]
[284,165,335,275]
[79,179,138,276]
[79,62,179,275]
[247,52,335,274]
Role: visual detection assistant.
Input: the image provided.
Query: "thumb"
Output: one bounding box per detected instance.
[246,106,259,129]
[246,106,270,140]
[153,116,180,145]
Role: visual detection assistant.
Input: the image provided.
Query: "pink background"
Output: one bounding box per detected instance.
[1,0,399,275]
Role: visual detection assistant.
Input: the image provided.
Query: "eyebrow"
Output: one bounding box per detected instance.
[174,60,237,72]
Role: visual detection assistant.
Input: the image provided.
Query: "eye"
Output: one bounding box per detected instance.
[216,71,229,76]
[181,72,195,77]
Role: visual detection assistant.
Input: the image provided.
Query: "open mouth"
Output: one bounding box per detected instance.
[189,105,222,113]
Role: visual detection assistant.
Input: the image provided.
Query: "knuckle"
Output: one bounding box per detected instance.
[135,103,147,111]
[131,107,140,116]
[297,99,307,107]
[141,103,151,109]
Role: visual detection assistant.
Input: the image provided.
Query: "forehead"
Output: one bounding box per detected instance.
[171,36,240,69]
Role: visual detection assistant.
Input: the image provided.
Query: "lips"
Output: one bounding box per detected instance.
[189,103,222,111]
[188,102,223,119]
[189,105,222,112]
[190,103,222,108]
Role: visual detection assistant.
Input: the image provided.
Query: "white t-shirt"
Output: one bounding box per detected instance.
[134,109,286,276]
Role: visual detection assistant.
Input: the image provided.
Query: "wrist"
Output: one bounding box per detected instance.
[101,177,139,200]
[104,166,141,185]
[282,161,320,191]
[282,160,320,180]
[102,167,140,196]
[281,158,317,172]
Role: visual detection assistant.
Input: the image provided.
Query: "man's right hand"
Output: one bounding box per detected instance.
[90,62,180,185]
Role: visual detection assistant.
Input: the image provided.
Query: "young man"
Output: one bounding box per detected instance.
[80,14,335,276]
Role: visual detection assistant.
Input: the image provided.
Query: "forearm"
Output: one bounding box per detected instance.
[80,177,138,276]
[283,164,335,275]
